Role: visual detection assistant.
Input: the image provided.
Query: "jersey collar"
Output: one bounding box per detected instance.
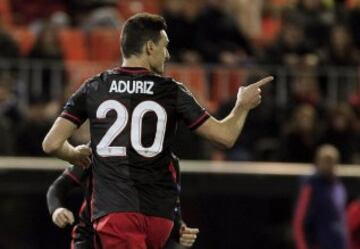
[116,67,150,74]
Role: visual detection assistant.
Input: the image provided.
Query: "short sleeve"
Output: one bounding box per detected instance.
[176,83,210,130]
[60,83,88,127]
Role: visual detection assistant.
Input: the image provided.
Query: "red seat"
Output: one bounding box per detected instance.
[10,27,36,56]
[165,65,208,106]
[58,29,88,61]
[261,17,281,45]
[210,68,247,106]
[88,28,121,62]
[0,0,12,27]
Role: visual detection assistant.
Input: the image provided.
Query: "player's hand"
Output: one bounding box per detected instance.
[70,144,92,168]
[179,224,199,248]
[236,76,274,111]
[52,207,75,228]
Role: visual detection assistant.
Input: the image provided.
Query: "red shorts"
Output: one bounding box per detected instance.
[93,212,173,249]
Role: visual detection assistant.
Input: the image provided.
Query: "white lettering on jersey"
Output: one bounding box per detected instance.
[109,80,154,95]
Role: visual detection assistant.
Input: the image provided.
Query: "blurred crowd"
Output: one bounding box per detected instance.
[0,0,360,163]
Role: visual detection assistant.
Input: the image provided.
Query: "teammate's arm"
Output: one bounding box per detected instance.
[195,76,273,149]
[47,170,79,228]
[42,118,91,168]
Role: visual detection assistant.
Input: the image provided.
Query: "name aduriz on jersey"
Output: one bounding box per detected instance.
[109,80,154,95]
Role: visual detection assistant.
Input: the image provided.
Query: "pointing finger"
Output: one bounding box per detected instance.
[183,228,200,234]
[252,76,274,88]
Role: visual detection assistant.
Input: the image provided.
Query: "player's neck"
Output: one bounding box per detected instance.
[122,57,151,72]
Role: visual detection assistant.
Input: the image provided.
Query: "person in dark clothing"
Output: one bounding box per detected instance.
[293,144,349,249]
[42,13,271,249]
[0,74,23,155]
[319,103,356,164]
[348,2,360,50]
[46,154,199,249]
[0,28,19,59]
[264,20,316,67]
[28,24,66,102]
[347,197,360,249]
[281,104,319,163]
[162,0,202,63]
[195,0,254,64]
[320,24,360,67]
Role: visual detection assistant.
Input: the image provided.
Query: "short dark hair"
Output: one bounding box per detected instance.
[120,13,167,58]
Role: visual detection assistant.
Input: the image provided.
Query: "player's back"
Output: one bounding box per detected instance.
[62,66,209,221]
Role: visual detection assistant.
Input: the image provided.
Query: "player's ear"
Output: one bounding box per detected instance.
[145,40,155,55]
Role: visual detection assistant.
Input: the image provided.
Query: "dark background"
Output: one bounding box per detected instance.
[1,168,359,249]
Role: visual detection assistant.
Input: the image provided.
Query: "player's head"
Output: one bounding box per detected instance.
[315,144,340,177]
[120,13,170,74]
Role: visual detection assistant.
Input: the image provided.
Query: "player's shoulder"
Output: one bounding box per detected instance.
[80,72,103,91]
[150,74,181,87]
[80,69,118,91]
[301,172,319,186]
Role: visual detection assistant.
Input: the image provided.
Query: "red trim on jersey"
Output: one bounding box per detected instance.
[188,112,210,130]
[91,176,95,221]
[71,226,76,249]
[61,112,82,124]
[65,171,81,185]
[79,200,87,215]
[116,67,150,74]
[293,185,312,249]
[168,162,177,183]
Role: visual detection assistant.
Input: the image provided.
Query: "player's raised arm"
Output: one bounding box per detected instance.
[195,76,273,149]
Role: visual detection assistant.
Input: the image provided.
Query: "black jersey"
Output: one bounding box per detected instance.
[46,165,93,249]
[47,154,184,249]
[60,67,209,221]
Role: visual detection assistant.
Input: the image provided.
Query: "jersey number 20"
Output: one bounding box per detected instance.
[96,100,167,158]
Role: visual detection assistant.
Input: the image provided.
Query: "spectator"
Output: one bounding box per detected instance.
[348,1,360,50]
[0,74,22,155]
[196,0,254,64]
[162,0,202,63]
[284,0,335,49]
[0,28,19,59]
[17,97,60,156]
[320,24,360,66]
[320,103,356,163]
[28,24,66,103]
[293,144,349,249]
[227,0,263,40]
[289,72,323,110]
[264,20,317,67]
[281,104,319,162]
[64,0,121,29]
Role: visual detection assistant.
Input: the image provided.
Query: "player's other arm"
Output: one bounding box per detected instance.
[42,118,91,168]
[47,169,80,228]
[42,82,91,167]
[195,76,273,149]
